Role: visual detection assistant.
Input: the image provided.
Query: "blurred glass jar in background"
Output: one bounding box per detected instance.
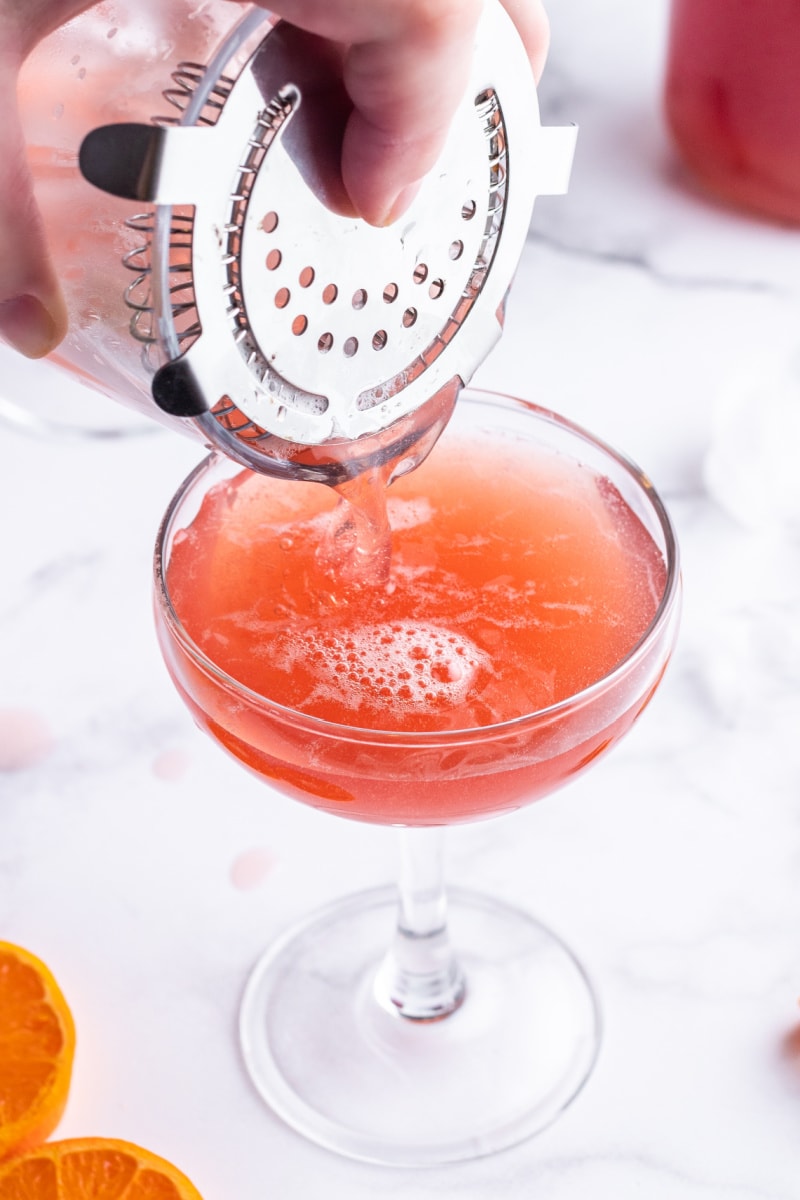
[664,0,800,224]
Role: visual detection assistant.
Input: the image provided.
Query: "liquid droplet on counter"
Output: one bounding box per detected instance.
[230,847,276,891]
[0,709,55,772]
[152,748,191,782]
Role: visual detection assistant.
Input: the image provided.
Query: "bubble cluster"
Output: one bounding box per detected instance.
[291,621,489,714]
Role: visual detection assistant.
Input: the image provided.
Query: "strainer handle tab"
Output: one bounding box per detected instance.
[533,126,579,196]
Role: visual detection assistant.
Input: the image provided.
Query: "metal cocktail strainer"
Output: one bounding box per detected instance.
[78,0,576,482]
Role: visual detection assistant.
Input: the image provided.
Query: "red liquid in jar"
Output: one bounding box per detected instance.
[665,0,800,223]
[159,435,669,824]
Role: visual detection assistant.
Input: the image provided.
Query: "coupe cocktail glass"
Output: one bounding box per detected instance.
[153,388,680,1166]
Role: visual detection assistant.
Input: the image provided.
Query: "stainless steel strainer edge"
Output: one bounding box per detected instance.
[80,0,576,460]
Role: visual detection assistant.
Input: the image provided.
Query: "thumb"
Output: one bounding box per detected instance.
[0,65,67,358]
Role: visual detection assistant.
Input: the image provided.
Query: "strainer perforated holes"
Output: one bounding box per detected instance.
[94,0,577,455]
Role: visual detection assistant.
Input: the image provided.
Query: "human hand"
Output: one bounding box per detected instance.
[0,0,93,358]
[260,0,549,225]
[0,0,549,359]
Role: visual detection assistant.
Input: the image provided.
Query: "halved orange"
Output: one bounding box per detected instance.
[0,1139,204,1199]
[0,943,75,1159]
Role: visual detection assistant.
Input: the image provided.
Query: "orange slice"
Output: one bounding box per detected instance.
[0,1139,204,1199]
[0,943,76,1159]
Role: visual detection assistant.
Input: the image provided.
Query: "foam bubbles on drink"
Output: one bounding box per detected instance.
[296,621,489,715]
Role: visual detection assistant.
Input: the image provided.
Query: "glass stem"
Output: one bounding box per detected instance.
[374,827,466,1021]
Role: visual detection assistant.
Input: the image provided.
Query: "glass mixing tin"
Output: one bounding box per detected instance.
[21,0,576,481]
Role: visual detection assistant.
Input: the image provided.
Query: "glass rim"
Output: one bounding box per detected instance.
[153,387,681,747]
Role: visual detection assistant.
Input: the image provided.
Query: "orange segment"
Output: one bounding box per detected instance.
[0,1140,204,1200]
[0,944,75,1160]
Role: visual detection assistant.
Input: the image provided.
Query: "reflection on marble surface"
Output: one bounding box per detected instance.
[1,0,799,1194]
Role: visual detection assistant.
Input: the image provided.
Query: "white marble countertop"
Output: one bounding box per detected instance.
[2,0,800,1194]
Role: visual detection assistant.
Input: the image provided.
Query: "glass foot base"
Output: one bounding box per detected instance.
[240,886,600,1166]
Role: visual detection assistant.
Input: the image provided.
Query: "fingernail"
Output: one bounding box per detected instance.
[0,294,60,358]
[375,183,422,228]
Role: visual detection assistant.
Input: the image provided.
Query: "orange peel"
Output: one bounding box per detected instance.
[0,943,75,1160]
[0,1138,205,1199]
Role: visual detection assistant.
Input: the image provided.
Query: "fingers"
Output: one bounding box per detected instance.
[0,2,91,357]
[340,0,485,225]
[0,69,67,357]
[259,0,549,227]
[499,0,550,82]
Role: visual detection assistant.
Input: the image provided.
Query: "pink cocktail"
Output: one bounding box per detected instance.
[154,388,680,1164]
